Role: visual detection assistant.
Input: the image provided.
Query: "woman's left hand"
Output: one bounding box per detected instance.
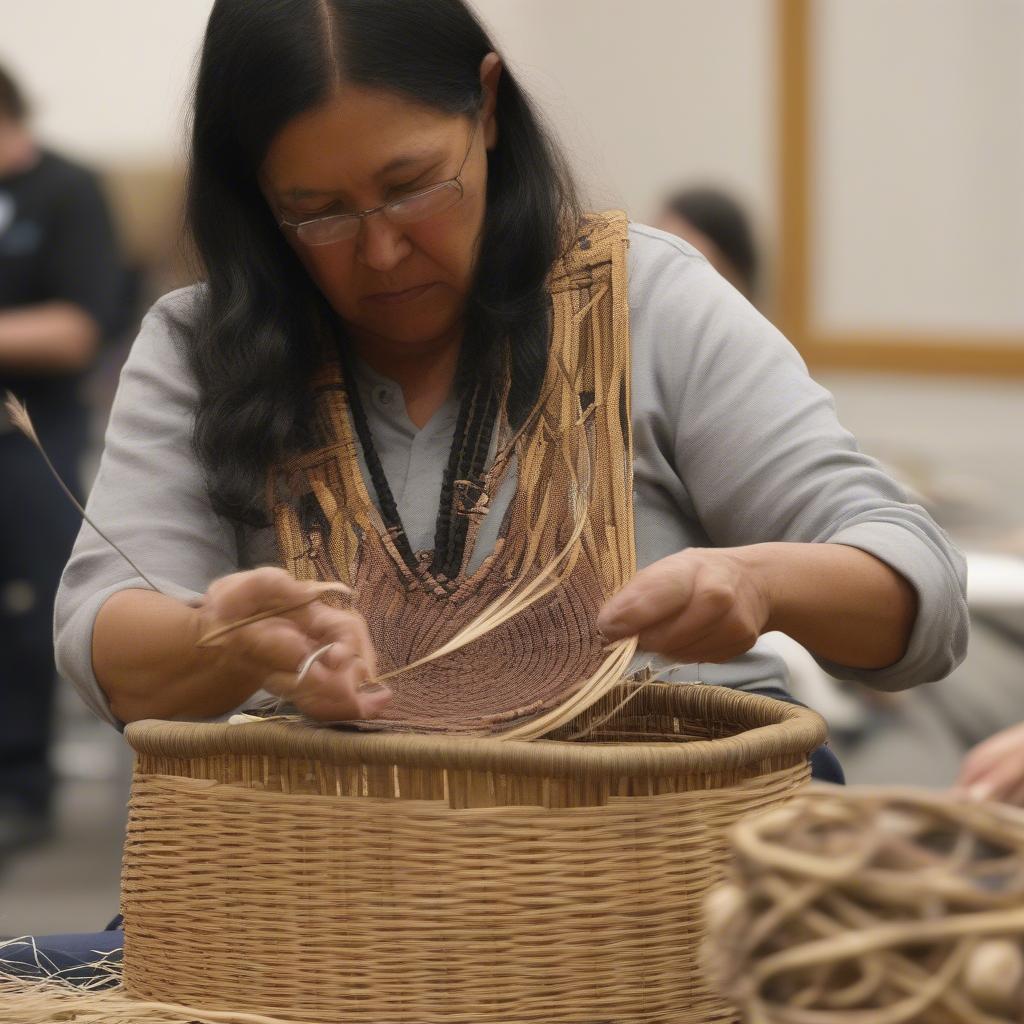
[596,548,771,662]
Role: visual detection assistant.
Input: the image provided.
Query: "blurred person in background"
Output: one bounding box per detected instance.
[652,184,1024,794]
[0,63,125,855]
[654,185,758,302]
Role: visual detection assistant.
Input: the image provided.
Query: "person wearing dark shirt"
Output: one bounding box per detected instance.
[0,64,125,853]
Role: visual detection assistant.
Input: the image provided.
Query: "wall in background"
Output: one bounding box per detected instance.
[3,0,776,239]
[3,0,214,164]
[814,0,1024,336]
[9,0,1020,353]
[475,0,775,234]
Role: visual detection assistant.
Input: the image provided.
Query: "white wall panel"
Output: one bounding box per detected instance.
[813,0,1024,335]
[4,0,214,162]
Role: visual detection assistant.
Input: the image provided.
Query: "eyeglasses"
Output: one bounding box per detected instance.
[278,120,478,247]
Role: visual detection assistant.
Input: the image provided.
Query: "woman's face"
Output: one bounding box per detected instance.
[260,75,498,358]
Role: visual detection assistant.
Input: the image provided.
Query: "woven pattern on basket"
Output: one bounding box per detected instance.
[703,786,1024,1023]
[271,212,637,734]
[118,685,826,1024]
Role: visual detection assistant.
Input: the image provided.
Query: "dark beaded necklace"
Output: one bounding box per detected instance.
[337,343,500,586]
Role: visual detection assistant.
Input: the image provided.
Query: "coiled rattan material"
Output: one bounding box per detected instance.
[703,786,1024,1024]
[115,683,825,1024]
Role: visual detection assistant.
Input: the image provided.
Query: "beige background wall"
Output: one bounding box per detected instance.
[4,0,776,240]
[3,0,214,163]
[814,0,1024,336]
[6,0,1020,340]
[474,1,776,235]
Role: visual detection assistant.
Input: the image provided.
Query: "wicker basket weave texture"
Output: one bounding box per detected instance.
[121,683,826,1024]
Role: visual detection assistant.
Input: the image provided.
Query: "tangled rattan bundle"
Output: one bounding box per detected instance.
[0,683,825,1024]
[703,786,1024,1024]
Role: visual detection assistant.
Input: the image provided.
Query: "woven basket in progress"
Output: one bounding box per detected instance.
[111,683,825,1024]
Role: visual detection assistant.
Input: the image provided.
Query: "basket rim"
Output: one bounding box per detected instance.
[125,683,827,780]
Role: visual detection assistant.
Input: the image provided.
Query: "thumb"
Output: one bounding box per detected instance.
[356,682,393,719]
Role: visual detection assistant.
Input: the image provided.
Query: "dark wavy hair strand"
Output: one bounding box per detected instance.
[180,0,581,529]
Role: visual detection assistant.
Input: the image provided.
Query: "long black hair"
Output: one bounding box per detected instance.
[181,0,581,528]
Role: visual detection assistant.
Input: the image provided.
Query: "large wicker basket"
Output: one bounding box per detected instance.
[120,682,826,1024]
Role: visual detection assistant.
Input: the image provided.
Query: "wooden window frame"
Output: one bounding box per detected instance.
[776,0,1024,375]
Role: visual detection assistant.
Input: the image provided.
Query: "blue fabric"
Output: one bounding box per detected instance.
[1,927,123,987]
[809,743,846,785]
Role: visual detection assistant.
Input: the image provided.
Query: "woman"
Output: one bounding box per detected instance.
[22,0,965,977]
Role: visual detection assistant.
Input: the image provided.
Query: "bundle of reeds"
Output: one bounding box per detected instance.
[704,786,1024,1023]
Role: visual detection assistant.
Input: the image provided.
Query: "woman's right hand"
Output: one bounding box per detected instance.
[197,567,391,722]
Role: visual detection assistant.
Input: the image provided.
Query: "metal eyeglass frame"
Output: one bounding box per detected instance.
[277,119,479,246]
